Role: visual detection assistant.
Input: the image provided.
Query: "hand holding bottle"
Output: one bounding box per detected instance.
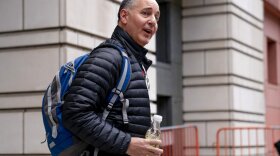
[126,115,163,156]
[126,137,163,156]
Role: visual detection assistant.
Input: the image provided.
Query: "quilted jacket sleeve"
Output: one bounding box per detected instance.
[62,47,131,154]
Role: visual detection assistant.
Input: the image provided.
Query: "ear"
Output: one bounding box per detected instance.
[119,9,128,25]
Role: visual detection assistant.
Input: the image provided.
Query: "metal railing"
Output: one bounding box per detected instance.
[216,126,280,156]
[161,125,200,156]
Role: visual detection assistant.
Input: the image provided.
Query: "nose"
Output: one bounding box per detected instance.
[148,16,157,27]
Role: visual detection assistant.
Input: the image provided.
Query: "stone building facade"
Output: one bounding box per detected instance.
[0,0,278,155]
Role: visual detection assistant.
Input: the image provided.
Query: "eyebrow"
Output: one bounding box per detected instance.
[142,7,160,15]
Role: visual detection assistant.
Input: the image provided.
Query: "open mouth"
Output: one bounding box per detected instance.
[143,28,152,34]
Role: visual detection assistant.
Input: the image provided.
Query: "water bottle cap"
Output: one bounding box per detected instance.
[153,115,162,122]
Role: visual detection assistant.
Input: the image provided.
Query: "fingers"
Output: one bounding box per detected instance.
[145,139,163,155]
[146,139,162,147]
[127,137,163,156]
[148,146,163,155]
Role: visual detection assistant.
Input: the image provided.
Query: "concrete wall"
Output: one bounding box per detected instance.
[156,0,183,126]
[182,0,264,155]
[0,0,157,154]
[264,0,280,126]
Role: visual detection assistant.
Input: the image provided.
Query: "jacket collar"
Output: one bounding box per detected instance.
[111,26,152,70]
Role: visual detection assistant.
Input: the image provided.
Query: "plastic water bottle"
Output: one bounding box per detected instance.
[145,115,162,147]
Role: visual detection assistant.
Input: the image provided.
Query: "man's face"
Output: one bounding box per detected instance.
[120,0,160,47]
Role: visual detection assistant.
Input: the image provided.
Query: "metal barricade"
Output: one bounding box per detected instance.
[216,126,280,156]
[161,125,200,156]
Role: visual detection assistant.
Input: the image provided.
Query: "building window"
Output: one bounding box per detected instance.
[267,38,278,85]
[157,96,172,126]
[156,2,170,63]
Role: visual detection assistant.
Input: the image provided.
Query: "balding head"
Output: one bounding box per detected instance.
[118,0,136,22]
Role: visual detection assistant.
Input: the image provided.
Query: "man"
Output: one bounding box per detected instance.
[62,0,163,156]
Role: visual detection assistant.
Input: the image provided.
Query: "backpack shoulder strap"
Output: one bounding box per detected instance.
[94,42,131,93]
[94,43,131,124]
[91,42,132,156]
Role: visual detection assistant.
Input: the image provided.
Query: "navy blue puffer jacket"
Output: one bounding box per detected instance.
[62,26,153,156]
